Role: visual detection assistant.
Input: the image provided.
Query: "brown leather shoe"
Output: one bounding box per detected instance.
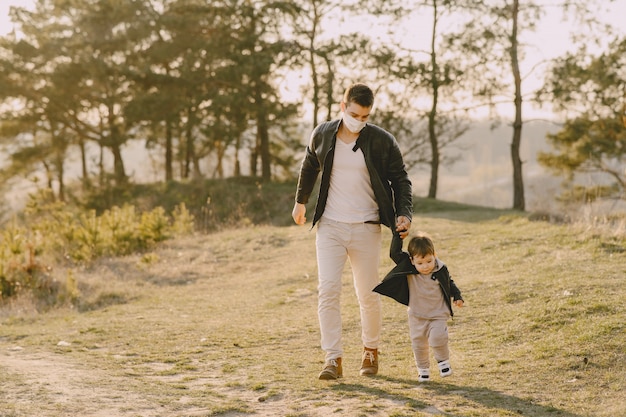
[319,357,342,380]
[359,347,378,376]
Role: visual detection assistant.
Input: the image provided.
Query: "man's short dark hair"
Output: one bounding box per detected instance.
[343,83,374,108]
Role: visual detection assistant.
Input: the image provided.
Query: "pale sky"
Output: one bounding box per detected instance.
[0,0,31,35]
[3,0,624,46]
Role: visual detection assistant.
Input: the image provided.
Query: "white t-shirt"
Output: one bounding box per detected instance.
[323,139,379,223]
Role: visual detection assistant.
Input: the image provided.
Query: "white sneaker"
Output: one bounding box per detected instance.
[417,368,430,382]
[438,360,452,377]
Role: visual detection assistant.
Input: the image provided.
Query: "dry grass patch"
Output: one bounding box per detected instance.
[0,212,624,417]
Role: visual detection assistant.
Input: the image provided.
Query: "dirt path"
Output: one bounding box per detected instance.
[0,230,337,417]
[1,348,168,416]
[1,347,421,417]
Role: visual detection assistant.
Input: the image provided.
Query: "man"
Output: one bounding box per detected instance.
[292,83,413,380]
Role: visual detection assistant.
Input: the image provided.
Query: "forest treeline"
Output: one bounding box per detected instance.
[0,0,624,213]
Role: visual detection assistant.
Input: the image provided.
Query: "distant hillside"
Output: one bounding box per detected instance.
[410,120,564,211]
[1,119,620,221]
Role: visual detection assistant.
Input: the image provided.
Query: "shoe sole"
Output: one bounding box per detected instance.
[319,373,341,380]
[359,369,378,376]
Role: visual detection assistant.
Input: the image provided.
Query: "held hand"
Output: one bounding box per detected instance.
[395,216,411,239]
[292,202,307,225]
[453,300,464,308]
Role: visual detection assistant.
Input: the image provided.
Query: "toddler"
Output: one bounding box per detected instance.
[374,231,463,381]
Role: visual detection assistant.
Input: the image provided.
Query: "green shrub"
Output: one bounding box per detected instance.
[80,178,299,231]
[0,223,57,300]
[1,193,195,306]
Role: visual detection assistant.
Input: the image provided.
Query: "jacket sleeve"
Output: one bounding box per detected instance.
[450,276,463,302]
[387,136,413,221]
[373,259,413,306]
[390,229,410,265]
[295,129,321,204]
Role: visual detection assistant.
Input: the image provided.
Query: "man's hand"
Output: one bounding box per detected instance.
[395,216,411,239]
[453,300,464,308]
[292,202,307,225]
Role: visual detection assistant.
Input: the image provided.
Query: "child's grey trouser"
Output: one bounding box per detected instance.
[409,316,449,369]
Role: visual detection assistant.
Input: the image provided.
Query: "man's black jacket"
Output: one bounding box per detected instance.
[294,119,413,229]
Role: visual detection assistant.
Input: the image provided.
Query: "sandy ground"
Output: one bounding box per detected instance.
[1,346,442,417]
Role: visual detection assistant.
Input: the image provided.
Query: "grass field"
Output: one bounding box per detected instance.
[0,206,624,417]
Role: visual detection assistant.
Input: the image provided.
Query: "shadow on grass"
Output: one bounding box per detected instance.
[331,382,428,410]
[368,375,587,417]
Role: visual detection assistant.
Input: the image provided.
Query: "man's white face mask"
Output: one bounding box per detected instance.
[342,112,367,133]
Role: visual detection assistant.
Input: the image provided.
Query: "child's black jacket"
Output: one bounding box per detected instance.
[373,233,463,316]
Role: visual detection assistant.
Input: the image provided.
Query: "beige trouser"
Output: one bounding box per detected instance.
[315,218,382,361]
[409,316,450,369]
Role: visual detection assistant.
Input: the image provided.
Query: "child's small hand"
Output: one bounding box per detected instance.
[453,300,464,308]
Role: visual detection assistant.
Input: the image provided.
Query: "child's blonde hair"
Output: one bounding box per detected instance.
[407,232,436,258]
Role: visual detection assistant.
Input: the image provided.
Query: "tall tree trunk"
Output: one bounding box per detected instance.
[258,116,271,181]
[427,0,440,199]
[183,107,193,179]
[79,137,90,190]
[165,119,173,182]
[108,105,127,185]
[192,150,202,179]
[309,40,319,128]
[510,0,525,210]
[99,141,105,187]
[110,140,127,185]
[254,86,271,182]
[308,3,321,127]
[324,55,334,122]
[214,140,225,179]
[234,134,241,177]
[57,158,65,202]
[42,160,54,199]
[250,139,258,177]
